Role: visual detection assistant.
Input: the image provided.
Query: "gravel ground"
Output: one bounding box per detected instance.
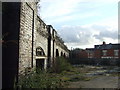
[67,66,119,88]
[68,75,119,88]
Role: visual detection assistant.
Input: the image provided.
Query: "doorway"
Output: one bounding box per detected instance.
[36,59,44,73]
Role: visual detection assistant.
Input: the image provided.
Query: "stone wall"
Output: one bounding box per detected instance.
[36,16,48,56]
[19,2,37,74]
[47,25,69,65]
[2,2,69,88]
[19,2,69,75]
[54,31,69,58]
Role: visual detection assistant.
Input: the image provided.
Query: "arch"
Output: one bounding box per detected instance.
[56,49,59,57]
[64,53,66,57]
[61,52,63,56]
[36,47,45,56]
[36,47,47,72]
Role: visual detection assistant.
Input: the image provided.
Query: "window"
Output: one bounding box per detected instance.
[102,50,107,56]
[114,50,119,56]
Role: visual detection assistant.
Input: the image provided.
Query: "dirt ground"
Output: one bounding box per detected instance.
[68,75,119,88]
[67,65,119,88]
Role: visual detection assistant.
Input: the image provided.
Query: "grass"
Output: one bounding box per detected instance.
[18,57,73,88]
[18,57,105,89]
[108,73,120,77]
[18,71,64,88]
[18,65,95,88]
[51,57,73,73]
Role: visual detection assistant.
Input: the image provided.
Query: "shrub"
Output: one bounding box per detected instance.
[18,57,72,88]
[51,57,72,73]
[18,69,62,88]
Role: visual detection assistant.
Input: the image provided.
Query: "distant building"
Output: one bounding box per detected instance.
[69,42,120,66]
[86,42,120,59]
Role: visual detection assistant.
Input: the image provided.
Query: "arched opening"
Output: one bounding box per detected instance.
[61,52,63,57]
[56,49,59,57]
[36,47,46,72]
[36,47,45,56]
[64,53,66,57]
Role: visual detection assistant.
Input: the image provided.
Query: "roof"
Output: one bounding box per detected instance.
[95,43,120,50]
[86,48,95,50]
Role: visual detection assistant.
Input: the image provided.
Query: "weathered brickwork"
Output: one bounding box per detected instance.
[47,25,69,66]
[2,2,69,88]
[36,16,48,56]
[19,2,69,75]
[19,2,37,74]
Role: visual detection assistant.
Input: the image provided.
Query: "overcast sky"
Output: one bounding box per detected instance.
[38,0,119,49]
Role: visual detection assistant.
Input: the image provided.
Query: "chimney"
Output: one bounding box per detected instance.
[103,41,106,45]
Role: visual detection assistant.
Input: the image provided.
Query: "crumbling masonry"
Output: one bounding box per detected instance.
[2,2,69,88]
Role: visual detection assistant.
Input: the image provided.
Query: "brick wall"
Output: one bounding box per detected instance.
[94,49,101,58]
[19,2,37,74]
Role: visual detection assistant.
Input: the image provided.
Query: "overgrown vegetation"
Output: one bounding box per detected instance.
[50,57,72,73]
[18,57,73,88]
[18,70,63,88]
[18,58,101,88]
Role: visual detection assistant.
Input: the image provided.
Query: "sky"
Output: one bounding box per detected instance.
[38,0,119,50]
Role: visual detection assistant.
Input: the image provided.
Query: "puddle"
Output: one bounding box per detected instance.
[86,70,107,76]
[85,66,120,77]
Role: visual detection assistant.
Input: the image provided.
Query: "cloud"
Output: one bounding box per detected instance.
[39,0,118,28]
[38,0,81,18]
[38,0,119,49]
[47,12,101,24]
[39,0,119,18]
[94,30,118,41]
[58,26,92,44]
[58,23,118,49]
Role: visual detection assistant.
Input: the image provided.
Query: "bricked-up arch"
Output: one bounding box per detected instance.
[36,47,45,56]
[56,49,59,57]
[36,47,47,71]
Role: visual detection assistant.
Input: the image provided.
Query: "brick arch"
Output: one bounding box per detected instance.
[36,46,47,71]
[36,46,45,56]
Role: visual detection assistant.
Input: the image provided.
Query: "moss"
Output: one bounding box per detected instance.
[60,77,71,82]
[83,77,92,81]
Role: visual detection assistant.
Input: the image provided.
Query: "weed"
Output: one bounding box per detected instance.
[18,69,63,88]
[51,57,72,73]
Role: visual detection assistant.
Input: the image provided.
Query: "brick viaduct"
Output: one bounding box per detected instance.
[19,2,69,74]
[2,2,69,88]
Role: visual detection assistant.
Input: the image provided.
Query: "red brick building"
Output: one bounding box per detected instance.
[86,42,120,59]
[79,50,88,58]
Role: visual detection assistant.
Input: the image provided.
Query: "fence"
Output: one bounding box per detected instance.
[69,58,120,66]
